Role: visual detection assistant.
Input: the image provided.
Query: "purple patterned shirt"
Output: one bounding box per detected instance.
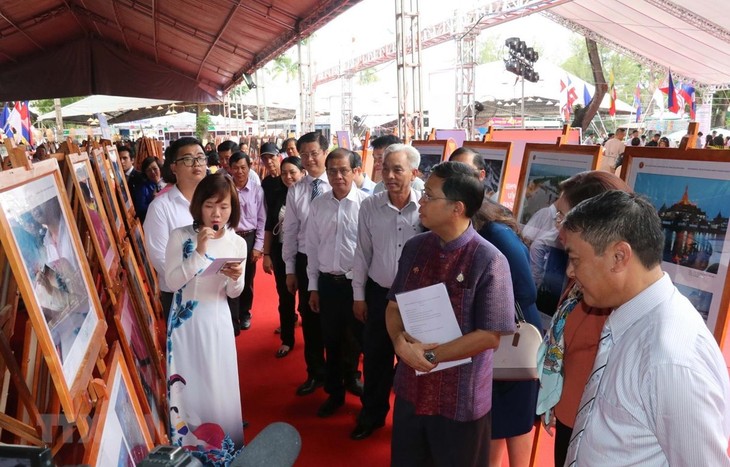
[388,226,516,421]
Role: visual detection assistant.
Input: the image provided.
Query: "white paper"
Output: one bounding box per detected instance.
[200,257,244,277]
[395,282,471,374]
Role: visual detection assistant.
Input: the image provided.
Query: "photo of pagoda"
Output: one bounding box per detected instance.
[635,172,730,275]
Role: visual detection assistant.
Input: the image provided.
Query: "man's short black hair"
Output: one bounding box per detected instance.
[217,140,239,153]
[449,147,486,171]
[371,135,401,150]
[229,151,251,167]
[296,132,328,152]
[562,190,663,269]
[430,161,484,217]
[325,148,358,169]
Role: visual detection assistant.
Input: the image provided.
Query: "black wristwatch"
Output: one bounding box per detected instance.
[424,350,437,364]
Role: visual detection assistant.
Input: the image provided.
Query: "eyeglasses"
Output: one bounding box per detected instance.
[299,150,321,159]
[420,190,451,202]
[326,168,352,177]
[176,156,207,167]
[555,210,566,226]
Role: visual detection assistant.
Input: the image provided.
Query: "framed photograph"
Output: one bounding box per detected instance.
[105,145,136,223]
[67,153,120,296]
[0,159,107,422]
[89,148,126,245]
[129,220,160,299]
[513,144,600,225]
[123,248,162,356]
[411,139,458,181]
[84,344,153,466]
[113,273,167,444]
[462,141,513,205]
[622,149,730,340]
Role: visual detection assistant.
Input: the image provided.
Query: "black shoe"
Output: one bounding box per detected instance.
[317,397,344,418]
[295,377,323,396]
[345,378,364,397]
[350,421,384,440]
[241,317,251,330]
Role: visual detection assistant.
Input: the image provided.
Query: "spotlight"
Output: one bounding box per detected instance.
[243,73,257,90]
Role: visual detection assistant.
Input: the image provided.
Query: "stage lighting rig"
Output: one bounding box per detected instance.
[504,37,539,83]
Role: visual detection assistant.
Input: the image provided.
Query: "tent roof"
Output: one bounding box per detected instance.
[0,0,360,102]
[546,0,730,86]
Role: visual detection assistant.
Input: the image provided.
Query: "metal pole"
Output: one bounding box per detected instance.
[521,76,525,129]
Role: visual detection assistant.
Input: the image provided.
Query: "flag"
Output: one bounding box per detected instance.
[583,84,592,107]
[660,70,681,114]
[560,76,578,121]
[608,70,616,116]
[0,103,12,139]
[15,101,32,145]
[679,83,696,120]
[633,83,642,123]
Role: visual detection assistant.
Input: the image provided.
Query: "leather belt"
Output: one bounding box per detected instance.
[236,229,256,237]
[320,272,350,282]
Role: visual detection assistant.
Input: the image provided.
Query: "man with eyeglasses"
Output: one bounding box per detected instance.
[351,143,423,440]
[217,140,261,185]
[144,137,207,318]
[385,161,515,466]
[283,131,331,396]
[228,151,265,333]
[305,148,369,418]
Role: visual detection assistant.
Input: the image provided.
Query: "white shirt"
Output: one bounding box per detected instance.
[577,273,730,467]
[522,203,556,243]
[359,174,377,194]
[352,189,422,300]
[601,138,625,171]
[306,186,369,290]
[282,172,332,274]
[143,185,193,292]
[373,177,424,194]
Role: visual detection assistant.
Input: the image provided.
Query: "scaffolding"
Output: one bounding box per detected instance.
[395,0,423,142]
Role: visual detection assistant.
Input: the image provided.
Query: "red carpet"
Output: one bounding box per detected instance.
[236,262,556,466]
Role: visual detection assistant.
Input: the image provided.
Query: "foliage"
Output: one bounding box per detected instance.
[270,55,298,82]
[31,96,86,116]
[358,68,378,85]
[196,111,211,140]
[477,36,503,64]
[561,37,658,106]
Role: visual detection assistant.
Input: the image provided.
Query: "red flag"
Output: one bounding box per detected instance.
[660,71,681,114]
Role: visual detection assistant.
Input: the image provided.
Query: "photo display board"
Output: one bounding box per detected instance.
[623,150,730,339]
[462,141,512,205]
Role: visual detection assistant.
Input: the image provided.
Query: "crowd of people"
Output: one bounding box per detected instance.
[122,131,729,466]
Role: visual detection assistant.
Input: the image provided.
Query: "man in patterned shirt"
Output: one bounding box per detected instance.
[385,161,516,466]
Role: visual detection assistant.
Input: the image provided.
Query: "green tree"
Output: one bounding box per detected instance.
[358,68,378,85]
[196,111,211,141]
[270,55,298,82]
[477,36,503,64]
[561,37,656,106]
[31,96,86,115]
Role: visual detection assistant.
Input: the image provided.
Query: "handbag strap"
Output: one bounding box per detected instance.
[514,301,527,324]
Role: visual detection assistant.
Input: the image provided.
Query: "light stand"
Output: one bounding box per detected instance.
[504,37,539,128]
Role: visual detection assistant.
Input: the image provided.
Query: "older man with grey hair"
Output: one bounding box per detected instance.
[372,144,425,194]
[350,143,424,440]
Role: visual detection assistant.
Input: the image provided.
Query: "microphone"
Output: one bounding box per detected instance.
[231,422,301,467]
[213,224,219,231]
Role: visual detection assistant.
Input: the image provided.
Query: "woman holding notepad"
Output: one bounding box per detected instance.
[164,173,247,465]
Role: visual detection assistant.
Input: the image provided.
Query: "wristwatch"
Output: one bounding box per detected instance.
[424,350,437,364]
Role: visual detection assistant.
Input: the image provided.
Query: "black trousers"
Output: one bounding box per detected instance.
[271,241,296,347]
[359,278,395,425]
[228,231,256,328]
[161,291,174,323]
[391,397,491,467]
[295,252,325,380]
[318,273,364,402]
[554,418,572,467]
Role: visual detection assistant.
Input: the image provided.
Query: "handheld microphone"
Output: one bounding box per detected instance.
[213,225,219,231]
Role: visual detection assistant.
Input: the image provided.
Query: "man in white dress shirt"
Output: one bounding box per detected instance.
[144,137,207,318]
[561,190,730,466]
[283,132,331,396]
[600,128,625,173]
[351,144,423,440]
[306,148,370,418]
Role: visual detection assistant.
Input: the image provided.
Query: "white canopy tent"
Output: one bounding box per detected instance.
[37,95,180,121]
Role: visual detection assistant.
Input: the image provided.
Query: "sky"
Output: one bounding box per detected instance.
[265,0,583,127]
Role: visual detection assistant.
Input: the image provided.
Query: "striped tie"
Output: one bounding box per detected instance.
[311,178,322,200]
[565,324,613,466]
